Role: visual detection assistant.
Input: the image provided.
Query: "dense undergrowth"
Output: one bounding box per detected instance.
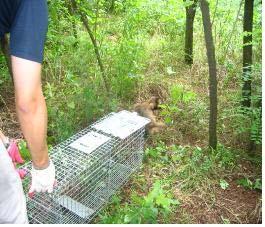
[0,0,262,224]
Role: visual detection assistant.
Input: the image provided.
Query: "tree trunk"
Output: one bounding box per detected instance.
[0,34,13,80]
[200,0,218,150]
[242,0,254,108]
[71,0,109,92]
[184,0,197,65]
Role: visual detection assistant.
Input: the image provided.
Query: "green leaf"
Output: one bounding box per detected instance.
[67,101,76,109]
[124,214,131,223]
[166,66,176,76]
[172,154,181,162]
[220,179,229,190]
[18,140,31,161]
[254,179,262,190]
[165,116,172,124]
[156,194,170,209]
[183,91,197,103]
[156,194,179,211]
[183,0,197,8]
[171,199,181,206]
[237,178,253,189]
[158,104,167,109]
[131,192,144,205]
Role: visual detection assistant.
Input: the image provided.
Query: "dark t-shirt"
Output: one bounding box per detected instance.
[0,0,21,34]
[0,0,48,63]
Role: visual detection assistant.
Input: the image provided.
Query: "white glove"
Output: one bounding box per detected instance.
[29,159,56,195]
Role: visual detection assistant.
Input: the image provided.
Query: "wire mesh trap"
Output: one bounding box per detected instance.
[21,110,150,224]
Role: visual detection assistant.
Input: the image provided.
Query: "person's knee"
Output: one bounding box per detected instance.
[16,91,43,115]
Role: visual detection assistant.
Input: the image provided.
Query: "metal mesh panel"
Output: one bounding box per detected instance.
[21,111,150,224]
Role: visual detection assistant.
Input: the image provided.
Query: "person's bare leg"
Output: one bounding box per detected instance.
[11,56,49,169]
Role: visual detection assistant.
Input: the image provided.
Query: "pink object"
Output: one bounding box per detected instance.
[7,141,24,164]
[17,169,28,179]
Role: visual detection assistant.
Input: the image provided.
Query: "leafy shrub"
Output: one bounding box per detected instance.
[219,179,229,190]
[99,181,179,224]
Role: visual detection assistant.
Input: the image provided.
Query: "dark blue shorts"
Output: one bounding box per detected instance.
[0,0,48,63]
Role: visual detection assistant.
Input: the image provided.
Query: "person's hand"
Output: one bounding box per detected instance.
[29,159,56,197]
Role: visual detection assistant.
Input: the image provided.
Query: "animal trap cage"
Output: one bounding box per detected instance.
[21,110,150,224]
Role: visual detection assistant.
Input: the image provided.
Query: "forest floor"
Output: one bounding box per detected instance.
[123,159,262,224]
[0,73,261,224]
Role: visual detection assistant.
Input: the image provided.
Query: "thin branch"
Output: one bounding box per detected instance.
[71,0,109,92]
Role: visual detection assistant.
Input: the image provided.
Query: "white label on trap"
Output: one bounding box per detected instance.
[57,195,94,219]
[92,110,151,139]
[69,131,110,154]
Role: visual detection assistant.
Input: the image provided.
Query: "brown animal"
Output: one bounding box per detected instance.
[134,96,166,135]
